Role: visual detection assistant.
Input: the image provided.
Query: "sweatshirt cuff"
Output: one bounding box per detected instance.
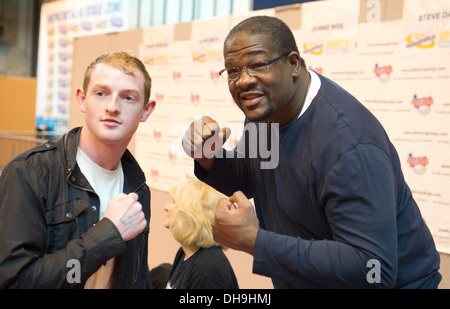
[252,228,267,276]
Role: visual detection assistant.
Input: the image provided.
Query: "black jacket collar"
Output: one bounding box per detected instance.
[62,127,147,193]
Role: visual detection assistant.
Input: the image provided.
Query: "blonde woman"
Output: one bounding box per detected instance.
[164,179,239,289]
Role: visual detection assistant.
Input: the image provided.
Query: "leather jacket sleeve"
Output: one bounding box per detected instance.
[0,157,126,288]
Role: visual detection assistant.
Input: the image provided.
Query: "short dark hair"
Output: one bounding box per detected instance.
[225,16,305,68]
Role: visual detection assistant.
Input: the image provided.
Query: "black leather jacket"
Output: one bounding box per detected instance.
[0,127,151,288]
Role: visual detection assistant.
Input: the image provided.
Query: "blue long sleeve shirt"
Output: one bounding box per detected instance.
[195,74,441,288]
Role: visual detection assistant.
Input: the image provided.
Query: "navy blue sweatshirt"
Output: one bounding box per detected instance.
[195,74,441,288]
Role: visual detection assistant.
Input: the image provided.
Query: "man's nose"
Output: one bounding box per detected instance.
[105,95,120,114]
[235,69,257,89]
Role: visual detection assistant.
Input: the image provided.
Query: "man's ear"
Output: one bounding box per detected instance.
[288,52,301,77]
[76,88,87,113]
[141,99,156,122]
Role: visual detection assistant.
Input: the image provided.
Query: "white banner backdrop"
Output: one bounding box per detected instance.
[35,0,131,134]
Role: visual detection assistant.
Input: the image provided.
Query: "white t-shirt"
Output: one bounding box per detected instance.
[76,147,124,220]
[76,147,124,289]
[298,69,321,119]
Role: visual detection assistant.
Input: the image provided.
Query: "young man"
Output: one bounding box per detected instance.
[182,16,442,288]
[0,51,155,288]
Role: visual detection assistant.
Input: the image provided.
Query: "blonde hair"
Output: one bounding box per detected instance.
[83,51,152,105]
[169,179,227,248]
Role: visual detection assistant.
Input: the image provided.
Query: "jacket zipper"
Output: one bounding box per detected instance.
[132,181,148,287]
[63,133,98,200]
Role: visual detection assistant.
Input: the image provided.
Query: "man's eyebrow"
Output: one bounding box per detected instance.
[121,88,141,94]
[225,50,266,67]
[91,83,109,90]
[91,83,140,94]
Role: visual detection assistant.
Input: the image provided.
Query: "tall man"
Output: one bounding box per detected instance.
[0,51,155,288]
[182,16,441,288]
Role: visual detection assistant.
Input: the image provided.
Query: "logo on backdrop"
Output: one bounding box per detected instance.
[192,52,207,63]
[411,94,433,115]
[151,169,159,178]
[191,93,200,105]
[303,42,324,55]
[373,64,392,83]
[150,169,159,188]
[155,93,164,103]
[173,71,182,83]
[210,70,221,83]
[143,56,155,66]
[406,33,436,49]
[169,150,177,162]
[153,130,162,141]
[407,153,429,175]
[110,16,124,28]
[439,31,450,48]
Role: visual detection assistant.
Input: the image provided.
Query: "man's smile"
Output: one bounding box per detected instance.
[239,90,266,109]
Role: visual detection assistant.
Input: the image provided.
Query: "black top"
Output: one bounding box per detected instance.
[166,246,239,289]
